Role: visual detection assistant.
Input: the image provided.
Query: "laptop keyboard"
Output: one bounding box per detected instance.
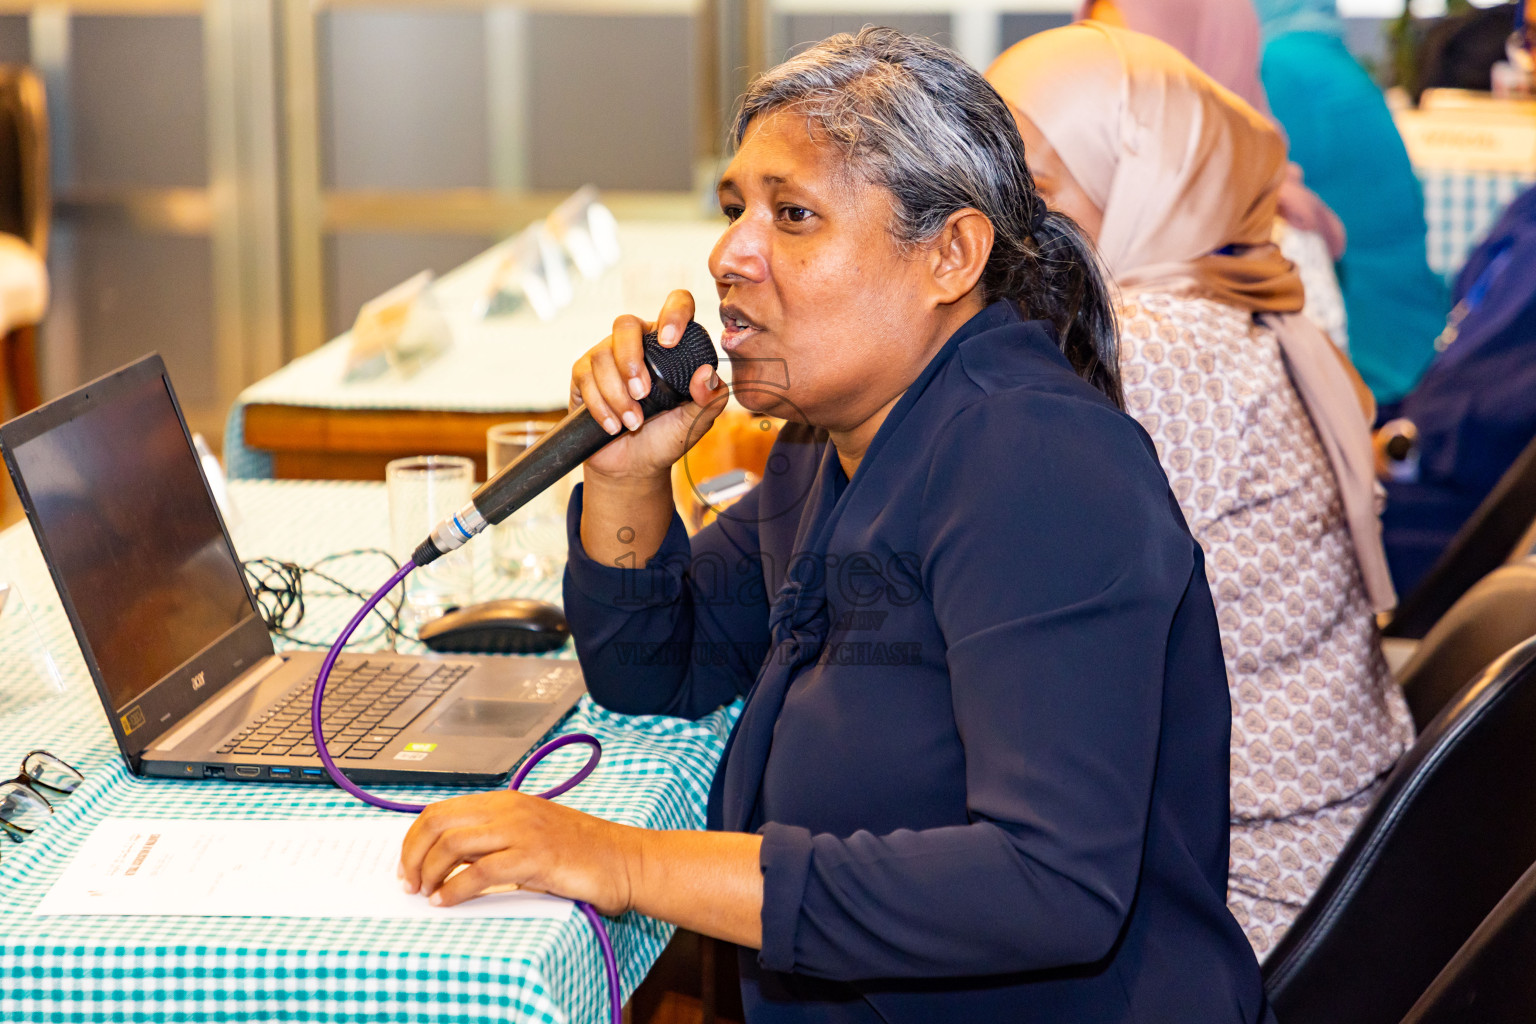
[215,659,471,761]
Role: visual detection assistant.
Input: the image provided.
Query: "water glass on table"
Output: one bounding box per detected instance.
[486,421,571,583]
[386,455,475,633]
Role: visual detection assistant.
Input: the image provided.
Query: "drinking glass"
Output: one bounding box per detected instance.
[486,422,572,582]
[386,455,475,632]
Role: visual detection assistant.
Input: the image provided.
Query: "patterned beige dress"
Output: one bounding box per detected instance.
[1116,290,1414,960]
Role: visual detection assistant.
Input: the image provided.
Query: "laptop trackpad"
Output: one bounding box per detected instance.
[425,698,547,738]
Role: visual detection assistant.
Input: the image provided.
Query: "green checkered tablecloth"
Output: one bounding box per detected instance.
[1419,167,1535,281]
[0,480,739,1024]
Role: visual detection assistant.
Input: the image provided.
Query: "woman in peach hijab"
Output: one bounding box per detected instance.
[987,23,1412,960]
[1082,0,1352,355]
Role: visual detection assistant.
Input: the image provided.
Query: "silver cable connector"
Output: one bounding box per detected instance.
[414,500,488,566]
[432,500,486,554]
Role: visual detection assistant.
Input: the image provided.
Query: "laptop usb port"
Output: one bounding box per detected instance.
[301,768,324,778]
[269,767,293,778]
[233,766,261,778]
[203,765,225,778]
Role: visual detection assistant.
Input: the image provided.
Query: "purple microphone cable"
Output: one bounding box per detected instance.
[311,560,622,1024]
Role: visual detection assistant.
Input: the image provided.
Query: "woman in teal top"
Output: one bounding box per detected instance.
[1256,0,1448,406]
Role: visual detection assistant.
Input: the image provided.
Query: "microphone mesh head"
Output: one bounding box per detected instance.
[643,321,718,409]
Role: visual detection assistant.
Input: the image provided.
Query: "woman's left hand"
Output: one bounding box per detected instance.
[399,791,639,914]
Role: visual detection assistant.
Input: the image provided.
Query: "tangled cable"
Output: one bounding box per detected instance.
[243,549,408,647]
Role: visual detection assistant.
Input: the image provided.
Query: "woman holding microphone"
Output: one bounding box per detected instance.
[400,27,1270,1022]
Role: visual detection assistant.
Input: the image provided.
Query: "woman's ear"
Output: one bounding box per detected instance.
[927,208,993,307]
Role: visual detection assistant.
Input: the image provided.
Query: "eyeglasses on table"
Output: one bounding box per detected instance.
[0,749,83,844]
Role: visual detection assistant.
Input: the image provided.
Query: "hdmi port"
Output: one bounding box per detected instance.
[233,765,262,778]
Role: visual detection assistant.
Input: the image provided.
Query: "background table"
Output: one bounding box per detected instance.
[227,221,727,482]
[0,480,738,1024]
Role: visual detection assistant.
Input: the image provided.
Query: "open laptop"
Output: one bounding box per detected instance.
[0,354,584,786]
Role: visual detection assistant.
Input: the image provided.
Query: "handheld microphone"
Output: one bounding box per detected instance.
[413,321,718,567]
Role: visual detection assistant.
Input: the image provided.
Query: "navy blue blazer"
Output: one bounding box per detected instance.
[1383,181,1536,593]
[564,302,1272,1022]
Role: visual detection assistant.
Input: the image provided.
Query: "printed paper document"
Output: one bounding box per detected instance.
[34,817,574,920]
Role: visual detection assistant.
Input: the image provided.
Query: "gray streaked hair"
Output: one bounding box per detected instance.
[732,27,1121,407]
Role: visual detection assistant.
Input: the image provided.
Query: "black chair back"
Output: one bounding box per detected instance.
[1385,432,1536,640]
[1395,558,1536,730]
[1263,635,1536,1024]
[1400,857,1536,1024]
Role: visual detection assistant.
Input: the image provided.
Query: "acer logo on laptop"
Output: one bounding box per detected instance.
[190,671,206,691]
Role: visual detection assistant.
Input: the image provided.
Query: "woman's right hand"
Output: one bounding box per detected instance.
[570,289,727,483]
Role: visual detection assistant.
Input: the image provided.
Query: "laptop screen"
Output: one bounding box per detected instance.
[7,370,255,713]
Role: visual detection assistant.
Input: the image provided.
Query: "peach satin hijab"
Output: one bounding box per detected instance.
[988,23,1395,611]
